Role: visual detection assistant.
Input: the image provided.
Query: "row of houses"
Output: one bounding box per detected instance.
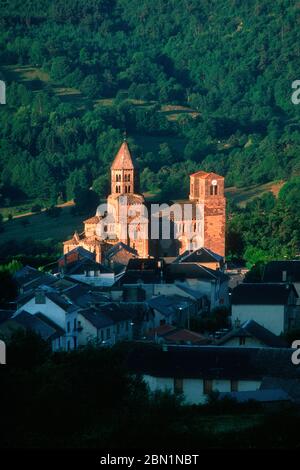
[1,249,300,406]
[2,251,300,349]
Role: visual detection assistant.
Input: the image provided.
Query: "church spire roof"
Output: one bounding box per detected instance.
[111,140,134,170]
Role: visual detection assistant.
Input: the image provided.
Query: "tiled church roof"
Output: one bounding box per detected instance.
[111,141,134,170]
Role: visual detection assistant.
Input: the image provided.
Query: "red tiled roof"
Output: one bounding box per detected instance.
[165,329,208,344]
[190,171,224,179]
[146,325,177,338]
[111,141,134,170]
[84,216,101,224]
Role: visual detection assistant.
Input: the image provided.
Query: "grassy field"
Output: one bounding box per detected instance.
[225,180,285,208]
[0,64,285,245]
[0,205,88,245]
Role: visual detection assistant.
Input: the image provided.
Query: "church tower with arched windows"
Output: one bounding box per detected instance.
[106,139,149,258]
[189,171,226,257]
[111,140,137,196]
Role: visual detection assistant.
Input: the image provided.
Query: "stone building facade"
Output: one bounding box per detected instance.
[63,140,226,261]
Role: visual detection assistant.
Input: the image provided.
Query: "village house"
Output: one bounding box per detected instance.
[65,303,136,350]
[231,283,298,335]
[0,310,65,352]
[146,294,195,330]
[14,287,76,330]
[174,247,224,271]
[59,258,115,287]
[262,260,300,297]
[128,344,300,405]
[217,319,288,348]
[145,324,210,346]
[117,258,229,311]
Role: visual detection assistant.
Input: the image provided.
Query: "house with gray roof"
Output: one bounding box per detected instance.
[65,302,138,350]
[128,344,300,405]
[217,319,288,348]
[231,283,298,335]
[0,310,65,351]
[14,287,76,329]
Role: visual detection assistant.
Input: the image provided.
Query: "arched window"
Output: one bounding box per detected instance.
[115,185,118,193]
[127,173,130,182]
[128,185,131,193]
[210,184,218,196]
[125,185,127,193]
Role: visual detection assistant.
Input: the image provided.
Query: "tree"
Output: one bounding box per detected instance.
[92,174,109,199]
[0,269,18,306]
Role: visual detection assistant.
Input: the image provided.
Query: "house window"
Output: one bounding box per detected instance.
[128,185,131,192]
[106,328,111,339]
[203,379,213,395]
[73,319,76,330]
[239,336,246,346]
[67,321,70,333]
[73,337,77,349]
[231,380,238,392]
[174,378,183,394]
[160,319,166,326]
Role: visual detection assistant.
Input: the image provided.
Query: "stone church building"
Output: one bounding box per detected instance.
[63,140,226,262]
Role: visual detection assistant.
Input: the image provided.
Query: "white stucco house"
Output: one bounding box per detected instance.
[14,288,74,329]
[61,259,115,287]
[65,303,134,350]
[128,345,299,405]
[231,283,298,335]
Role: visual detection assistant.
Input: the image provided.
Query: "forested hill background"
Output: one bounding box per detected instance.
[1,0,300,264]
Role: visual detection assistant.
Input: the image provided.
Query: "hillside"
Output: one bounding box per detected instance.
[1,0,300,263]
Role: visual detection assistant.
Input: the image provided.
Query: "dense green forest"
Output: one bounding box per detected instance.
[1,0,300,262]
[0,331,299,449]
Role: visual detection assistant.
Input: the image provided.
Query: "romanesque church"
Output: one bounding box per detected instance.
[63,140,226,262]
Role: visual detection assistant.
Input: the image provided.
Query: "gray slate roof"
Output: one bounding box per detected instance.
[232,283,297,305]
[10,310,64,340]
[166,263,229,282]
[217,319,288,348]
[147,295,193,318]
[263,260,300,283]
[128,344,300,380]
[174,247,224,264]
[14,266,57,292]
[79,303,136,329]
